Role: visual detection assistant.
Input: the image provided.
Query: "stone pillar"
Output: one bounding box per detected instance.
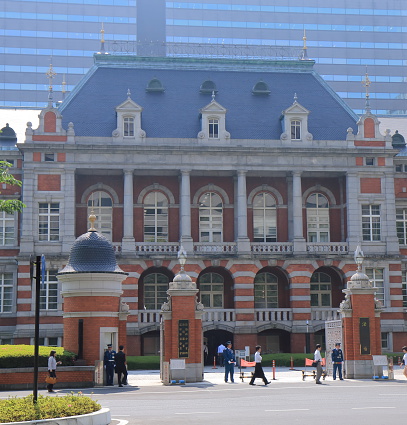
[62,169,76,253]
[179,170,193,252]
[122,169,135,252]
[339,249,383,378]
[236,170,250,253]
[292,171,306,252]
[346,172,360,252]
[161,251,204,383]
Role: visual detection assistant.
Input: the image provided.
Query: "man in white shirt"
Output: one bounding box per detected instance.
[249,345,271,386]
[314,344,323,384]
[217,343,226,366]
[401,346,407,379]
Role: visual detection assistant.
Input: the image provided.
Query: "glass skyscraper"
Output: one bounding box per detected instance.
[1,0,406,115]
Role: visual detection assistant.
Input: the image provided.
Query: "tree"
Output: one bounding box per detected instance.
[0,160,25,213]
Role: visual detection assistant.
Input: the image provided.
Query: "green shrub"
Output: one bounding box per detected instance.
[0,345,76,369]
[0,393,101,423]
[127,355,160,370]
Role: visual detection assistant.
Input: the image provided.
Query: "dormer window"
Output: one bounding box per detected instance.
[291,120,301,140]
[123,117,135,137]
[209,118,219,139]
[200,80,218,94]
[146,78,165,93]
[252,80,271,95]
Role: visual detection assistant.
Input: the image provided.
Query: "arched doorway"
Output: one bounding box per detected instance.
[257,329,291,353]
[203,329,233,365]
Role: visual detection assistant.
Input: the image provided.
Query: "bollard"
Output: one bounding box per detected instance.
[398,356,401,366]
[290,356,294,370]
[212,355,218,369]
[272,359,276,380]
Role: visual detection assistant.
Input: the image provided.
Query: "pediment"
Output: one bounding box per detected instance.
[116,98,143,112]
[283,101,309,115]
[200,100,227,114]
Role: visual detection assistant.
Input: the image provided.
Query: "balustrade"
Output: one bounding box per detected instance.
[255,308,292,322]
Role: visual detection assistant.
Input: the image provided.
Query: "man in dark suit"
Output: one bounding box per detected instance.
[115,345,128,387]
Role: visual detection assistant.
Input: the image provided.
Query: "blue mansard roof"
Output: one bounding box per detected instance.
[59,55,358,140]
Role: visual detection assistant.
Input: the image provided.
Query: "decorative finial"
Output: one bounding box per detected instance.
[61,73,66,100]
[99,22,105,53]
[303,29,307,50]
[45,60,57,107]
[354,244,364,272]
[299,29,309,60]
[178,246,187,272]
[211,90,215,101]
[293,93,298,103]
[127,88,131,99]
[88,210,97,231]
[362,66,371,113]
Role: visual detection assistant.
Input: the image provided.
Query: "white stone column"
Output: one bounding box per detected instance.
[19,169,35,254]
[122,169,135,252]
[383,172,399,254]
[236,170,250,253]
[62,168,76,253]
[179,170,193,252]
[292,171,306,252]
[346,172,360,253]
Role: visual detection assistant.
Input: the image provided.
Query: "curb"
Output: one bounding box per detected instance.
[1,407,111,425]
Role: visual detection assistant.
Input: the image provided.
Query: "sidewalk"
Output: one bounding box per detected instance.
[125,365,406,387]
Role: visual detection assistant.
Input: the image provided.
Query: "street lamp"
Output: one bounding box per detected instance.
[178,246,187,272]
[354,245,364,272]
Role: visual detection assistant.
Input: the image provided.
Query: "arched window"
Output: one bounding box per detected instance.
[291,120,301,140]
[144,191,168,242]
[306,193,330,242]
[310,272,331,307]
[253,192,277,242]
[208,118,219,139]
[199,272,224,308]
[200,80,217,94]
[199,192,223,242]
[254,272,278,308]
[252,80,271,95]
[144,273,169,310]
[123,117,135,137]
[87,191,113,240]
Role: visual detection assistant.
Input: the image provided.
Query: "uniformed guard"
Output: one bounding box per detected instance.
[103,343,116,386]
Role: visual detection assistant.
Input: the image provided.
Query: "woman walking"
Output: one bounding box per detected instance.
[249,345,271,386]
[47,350,61,393]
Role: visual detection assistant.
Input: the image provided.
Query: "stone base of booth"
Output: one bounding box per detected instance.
[168,363,204,383]
[0,366,95,391]
[344,359,374,379]
[2,407,110,425]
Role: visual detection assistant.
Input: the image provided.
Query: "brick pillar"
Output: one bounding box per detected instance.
[340,263,383,378]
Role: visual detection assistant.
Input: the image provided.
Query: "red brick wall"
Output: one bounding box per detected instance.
[360,177,381,193]
[364,118,375,138]
[38,174,61,191]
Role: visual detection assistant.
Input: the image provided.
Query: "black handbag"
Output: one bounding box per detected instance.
[311,361,318,367]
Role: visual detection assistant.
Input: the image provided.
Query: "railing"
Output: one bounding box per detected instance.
[251,243,293,253]
[202,309,236,322]
[311,308,341,321]
[135,243,180,253]
[112,243,122,252]
[194,243,237,253]
[255,308,292,322]
[138,310,161,323]
[307,243,348,253]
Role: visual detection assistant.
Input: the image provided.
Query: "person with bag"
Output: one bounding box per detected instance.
[47,350,61,393]
[314,344,323,385]
[115,345,128,387]
[249,345,271,386]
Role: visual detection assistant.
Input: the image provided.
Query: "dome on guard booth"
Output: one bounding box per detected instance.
[58,230,126,275]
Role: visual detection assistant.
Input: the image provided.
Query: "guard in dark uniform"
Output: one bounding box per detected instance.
[103,344,116,386]
[331,342,344,380]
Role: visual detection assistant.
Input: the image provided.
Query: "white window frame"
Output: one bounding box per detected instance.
[396,208,407,245]
[0,273,13,313]
[208,118,219,139]
[362,204,381,241]
[87,191,113,240]
[253,192,277,243]
[199,272,224,308]
[143,191,168,242]
[0,211,16,246]
[254,272,278,308]
[40,269,59,311]
[143,273,169,310]
[310,272,331,307]
[123,116,135,137]
[290,119,301,140]
[306,193,330,242]
[38,202,60,241]
[366,267,385,306]
[402,270,407,308]
[199,192,223,243]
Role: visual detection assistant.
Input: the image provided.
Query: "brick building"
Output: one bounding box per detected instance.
[0,53,406,360]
